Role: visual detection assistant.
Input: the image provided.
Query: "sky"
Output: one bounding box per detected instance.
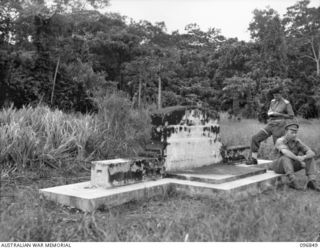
[106,0,320,41]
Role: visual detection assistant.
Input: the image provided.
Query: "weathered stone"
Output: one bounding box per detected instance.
[147,106,223,171]
[91,157,165,188]
[222,145,250,163]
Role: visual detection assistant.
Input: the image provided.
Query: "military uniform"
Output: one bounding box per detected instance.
[250,97,294,153]
[273,136,317,182]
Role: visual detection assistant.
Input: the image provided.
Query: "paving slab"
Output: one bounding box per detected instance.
[40,179,173,212]
[169,171,283,202]
[166,163,266,184]
[236,159,273,168]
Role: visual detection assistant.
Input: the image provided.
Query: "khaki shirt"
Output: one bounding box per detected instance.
[275,136,310,157]
[268,98,294,118]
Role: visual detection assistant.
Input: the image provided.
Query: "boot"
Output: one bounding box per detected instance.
[245,157,258,165]
[307,180,320,191]
[288,179,305,191]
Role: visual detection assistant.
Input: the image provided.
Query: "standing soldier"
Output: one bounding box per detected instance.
[246,86,295,165]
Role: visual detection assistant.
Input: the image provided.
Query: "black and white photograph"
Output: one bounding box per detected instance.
[1,0,320,244]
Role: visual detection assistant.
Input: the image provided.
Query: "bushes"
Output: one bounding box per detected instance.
[86,93,151,159]
[0,105,93,171]
[0,93,151,172]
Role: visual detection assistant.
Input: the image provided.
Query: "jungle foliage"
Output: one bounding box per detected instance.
[1,0,320,118]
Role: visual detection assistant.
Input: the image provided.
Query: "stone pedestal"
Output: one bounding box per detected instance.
[91,159,130,188]
[91,157,165,188]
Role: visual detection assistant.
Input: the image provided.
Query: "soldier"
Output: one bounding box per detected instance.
[273,122,320,191]
[246,86,295,165]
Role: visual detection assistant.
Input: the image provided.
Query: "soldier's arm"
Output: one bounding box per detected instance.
[298,140,315,160]
[267,101,275,116]
[270,101,295,119]
[301,149,315,160]
[285,102,294,119]
[280,148,301,161]
[275,139,301,162]
[273,113,292,119]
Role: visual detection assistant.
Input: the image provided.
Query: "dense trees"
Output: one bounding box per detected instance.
[0,0,319,118]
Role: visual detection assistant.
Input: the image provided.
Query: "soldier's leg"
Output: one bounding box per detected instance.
[274,156,305,190]
[272,133,283,144]
[305,158,320,191]
[305,158,317,181]
[251,129,270,155]
[271,120,286,144]
[273,156,296,181]
[246,128,270,164]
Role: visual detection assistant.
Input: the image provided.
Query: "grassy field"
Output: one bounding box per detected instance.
[1,108,320,242]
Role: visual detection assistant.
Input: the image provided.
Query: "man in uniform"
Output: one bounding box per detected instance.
[246,86,295,165]
[273,122,320,191]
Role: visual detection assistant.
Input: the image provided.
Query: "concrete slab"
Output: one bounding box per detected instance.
[166,164,266,184]
[169,171,283,199]
[40,179,173,212]
[236,159,273,168]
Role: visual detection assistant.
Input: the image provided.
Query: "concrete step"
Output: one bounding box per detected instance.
[166,164,267,184]
[171,171,283,200]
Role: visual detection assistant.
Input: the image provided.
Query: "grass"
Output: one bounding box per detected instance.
[1,108,320,242]
[1,173,320,242]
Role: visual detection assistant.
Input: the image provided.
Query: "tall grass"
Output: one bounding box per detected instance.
[88,93,151,160]
[0,93,150,173]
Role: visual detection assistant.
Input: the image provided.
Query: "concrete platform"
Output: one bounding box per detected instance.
[40,179,173,212]
[166,164,267,184]
[236,159,273,169]
[40,160,283,212]
[171,171,282,200]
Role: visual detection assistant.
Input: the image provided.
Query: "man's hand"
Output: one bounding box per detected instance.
[296,155,306,167]
[296,155,305,161]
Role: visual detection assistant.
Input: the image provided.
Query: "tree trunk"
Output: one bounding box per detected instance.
[316,60,320,76]
[51,56,60,105]
[158,75,161,109]
[138,73,142,108]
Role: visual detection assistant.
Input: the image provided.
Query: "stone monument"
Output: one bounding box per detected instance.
[40,105,282,212]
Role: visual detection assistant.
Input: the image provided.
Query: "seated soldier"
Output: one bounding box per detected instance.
[273,122,320,191]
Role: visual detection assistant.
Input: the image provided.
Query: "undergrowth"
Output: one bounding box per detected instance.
[0,93,151,174]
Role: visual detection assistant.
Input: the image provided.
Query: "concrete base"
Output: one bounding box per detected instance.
[166,164,267,184]
[40,160,282,212]
[40,179,173,212]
